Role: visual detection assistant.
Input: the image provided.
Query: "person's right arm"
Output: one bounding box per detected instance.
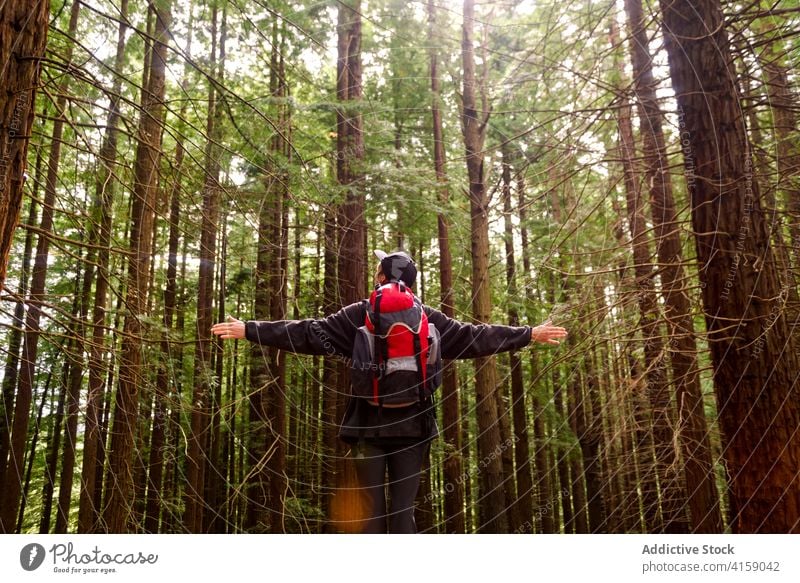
[239,301,366,357]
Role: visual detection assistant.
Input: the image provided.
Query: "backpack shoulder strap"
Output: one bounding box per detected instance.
[413,312,428,404]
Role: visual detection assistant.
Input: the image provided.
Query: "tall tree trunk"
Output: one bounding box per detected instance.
[336,0,365,301]
[518,174,555,533]
[495,356,519,531]
[19,358,54,532]
[659,0,800,533]
[40,359,68,533]
[622,0,722,533]
[97,274,127,521]
[754,27,800,340]
[601,334,625,533]
[289,211,303,501]
[247,200,269,529]
[78,0,129,534]
[459,369,474,531]
[552,371,573,532]
[246,16,289,533]
[0,0,49,290]
[144,120,187,534]
[428,0,464,534]
[207,206,228,533]
[330,0,366,533]
[739,60,798,318]
[142,0,192,534]
[568,452,589,534]
[222,304,240,532]
[757,23,800,266]
[567,366,590,534]
[266,18,289,533]
[546,177,576,534]
[461,0,508,533]
[185,0,225,534]
[161,217,189,532]
[102,0,171,533]
[0,0,79,533]
[309,232,323,524]
[56,256,91,533]
[501,149,534,533]
[580,285,608,532]
[131,193,167,528]
[321,203,339,531]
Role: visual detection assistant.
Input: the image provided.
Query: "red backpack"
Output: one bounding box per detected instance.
[351,282,441,405]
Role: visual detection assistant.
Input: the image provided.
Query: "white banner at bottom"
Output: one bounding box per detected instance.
[1,534,797,582]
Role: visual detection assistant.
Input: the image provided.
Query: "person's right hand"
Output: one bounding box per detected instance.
[211,316,245,340]
[530,319,568,345]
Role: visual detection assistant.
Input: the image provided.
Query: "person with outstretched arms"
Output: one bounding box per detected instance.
[212,250,567,533]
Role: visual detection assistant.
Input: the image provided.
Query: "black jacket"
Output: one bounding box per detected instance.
[245,300,532,443]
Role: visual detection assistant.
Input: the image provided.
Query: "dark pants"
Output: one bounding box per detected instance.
[352,440,429,534]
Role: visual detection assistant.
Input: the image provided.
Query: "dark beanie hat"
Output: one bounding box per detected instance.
[374,250,417,288]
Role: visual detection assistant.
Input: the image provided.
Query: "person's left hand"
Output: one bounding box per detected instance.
[531,319,568,345]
